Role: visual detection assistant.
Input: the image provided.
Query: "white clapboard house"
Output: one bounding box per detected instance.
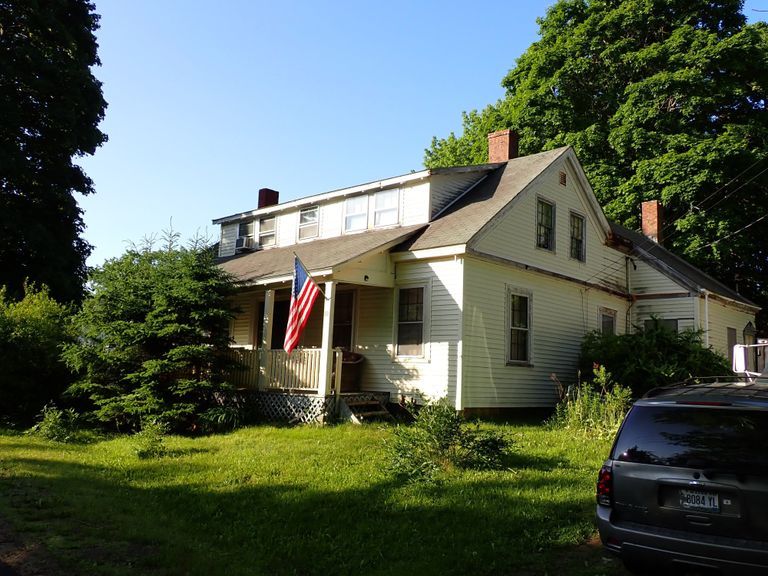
[214,130,758,421]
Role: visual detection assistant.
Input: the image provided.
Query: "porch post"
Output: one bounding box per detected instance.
[260,289,275,390]
[318,281,336,398]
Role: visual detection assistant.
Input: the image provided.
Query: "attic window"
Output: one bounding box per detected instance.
[559,171,567,186]
[536,198,555,251]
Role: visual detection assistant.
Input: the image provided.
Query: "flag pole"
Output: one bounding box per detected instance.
[293,252,329,300]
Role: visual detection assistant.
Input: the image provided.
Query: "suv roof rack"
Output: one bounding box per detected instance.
[644,377,768,403]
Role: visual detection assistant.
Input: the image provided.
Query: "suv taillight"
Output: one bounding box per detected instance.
[596,464,613,507]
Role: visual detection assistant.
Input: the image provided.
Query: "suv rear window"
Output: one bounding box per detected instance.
[612,405,768,474]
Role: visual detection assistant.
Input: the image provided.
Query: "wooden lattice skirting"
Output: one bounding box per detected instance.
[253,392,337,424]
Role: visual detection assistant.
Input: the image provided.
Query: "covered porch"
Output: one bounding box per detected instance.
[218,226,424,414]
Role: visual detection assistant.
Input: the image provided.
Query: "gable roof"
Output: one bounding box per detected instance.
[218,224,425,285]
[398,146,608,252]
[610,222,757,308]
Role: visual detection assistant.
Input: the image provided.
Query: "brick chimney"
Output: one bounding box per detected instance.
[641,200,664,244]
[488,129,519,163]
[258,188,279,209]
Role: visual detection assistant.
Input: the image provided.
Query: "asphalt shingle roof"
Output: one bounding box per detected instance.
[399,147,569,251]
[218,224,425,284]
[609,222,756,307]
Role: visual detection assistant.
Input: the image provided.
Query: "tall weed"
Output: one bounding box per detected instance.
[552,366,631,438]
[388,400,512,481]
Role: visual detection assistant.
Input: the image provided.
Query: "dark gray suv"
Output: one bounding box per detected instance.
[596,380,768,575]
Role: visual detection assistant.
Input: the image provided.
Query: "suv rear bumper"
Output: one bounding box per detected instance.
[597,505,768,575]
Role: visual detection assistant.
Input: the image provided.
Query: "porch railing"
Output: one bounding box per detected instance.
[226,346,260,388]
[227,347,342,394]
[262,348,323,391]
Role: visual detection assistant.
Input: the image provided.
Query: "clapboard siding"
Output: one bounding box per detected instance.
[462,256,629,408]
[230,291,259,345]
[401,182,430,225]
[354,258,462,402]
[632,297,697,332]
[429,173,487,218]
[704,298,755,357]
[219,223,238,257]
[630,260,686,294]
[473,160,626,291]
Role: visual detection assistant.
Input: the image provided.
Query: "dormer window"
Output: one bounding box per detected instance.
[238,220,254,240]
[344,196,368,232]
[298,207,319,240]
[259,216,275,247]
[374,189,399,227]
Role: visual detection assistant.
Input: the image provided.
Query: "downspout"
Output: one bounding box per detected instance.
[702,289,710,347]
[625,257,635,333]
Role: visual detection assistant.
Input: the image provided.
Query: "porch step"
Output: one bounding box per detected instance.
[340,398,393,424]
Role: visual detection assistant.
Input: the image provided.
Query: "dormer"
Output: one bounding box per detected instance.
[213,165,497,258]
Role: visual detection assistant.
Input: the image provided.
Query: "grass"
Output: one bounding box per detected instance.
[0,423,626,575]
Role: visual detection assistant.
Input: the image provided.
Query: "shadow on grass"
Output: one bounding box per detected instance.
[0,453,622,576]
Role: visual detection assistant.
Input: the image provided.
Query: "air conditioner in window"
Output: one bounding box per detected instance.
[235,236,255,252]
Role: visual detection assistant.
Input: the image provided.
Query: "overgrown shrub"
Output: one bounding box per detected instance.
[28,404,81,442]
[580,320,731,397]
[388,400,512,481]
[0,285,73,425]
[133,419,168,459]
[551,366,632,438]
[63,234,240,433]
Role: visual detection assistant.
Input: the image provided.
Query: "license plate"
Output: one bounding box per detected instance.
[680,489,719,512]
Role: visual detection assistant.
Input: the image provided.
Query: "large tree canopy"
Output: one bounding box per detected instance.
[0,0,107,304]
[426,0,768,323]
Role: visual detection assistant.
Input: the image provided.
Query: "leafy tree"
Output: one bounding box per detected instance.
[0,284,73,425]
[63,236,240,432]
[579,321,731,397]
[0,0,107,304]
[426,0,768,324]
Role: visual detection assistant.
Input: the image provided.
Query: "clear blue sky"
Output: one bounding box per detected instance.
[78,0,768,266]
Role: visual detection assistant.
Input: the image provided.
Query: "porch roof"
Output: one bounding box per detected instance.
[218,224,426,285]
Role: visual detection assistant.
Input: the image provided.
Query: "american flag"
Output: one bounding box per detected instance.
[284,256,321,354]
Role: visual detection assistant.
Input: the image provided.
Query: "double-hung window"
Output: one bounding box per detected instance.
[570,212,585,261]
[507,289,531,364]
[374,189,398,227]
[397,286,424,356]
[600,308,617,335]
[344,196,368,232]
[259,216,276,247]
[238,220,254,241]
[536,199,555,251]
[298,206,319,240]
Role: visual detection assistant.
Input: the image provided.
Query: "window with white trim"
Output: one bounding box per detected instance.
[507,289,531,364]
[344,196,368,232]
[259,216,275,247]
[298,206,319,240]
[374,189,399,227]
[600,308,617,335]
[536,198,555,251]
[238,220,254,240]
[397,286,424,356]
[570,212,585,261]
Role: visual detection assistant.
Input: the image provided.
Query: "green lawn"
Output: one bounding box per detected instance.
[0,423,627,575]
